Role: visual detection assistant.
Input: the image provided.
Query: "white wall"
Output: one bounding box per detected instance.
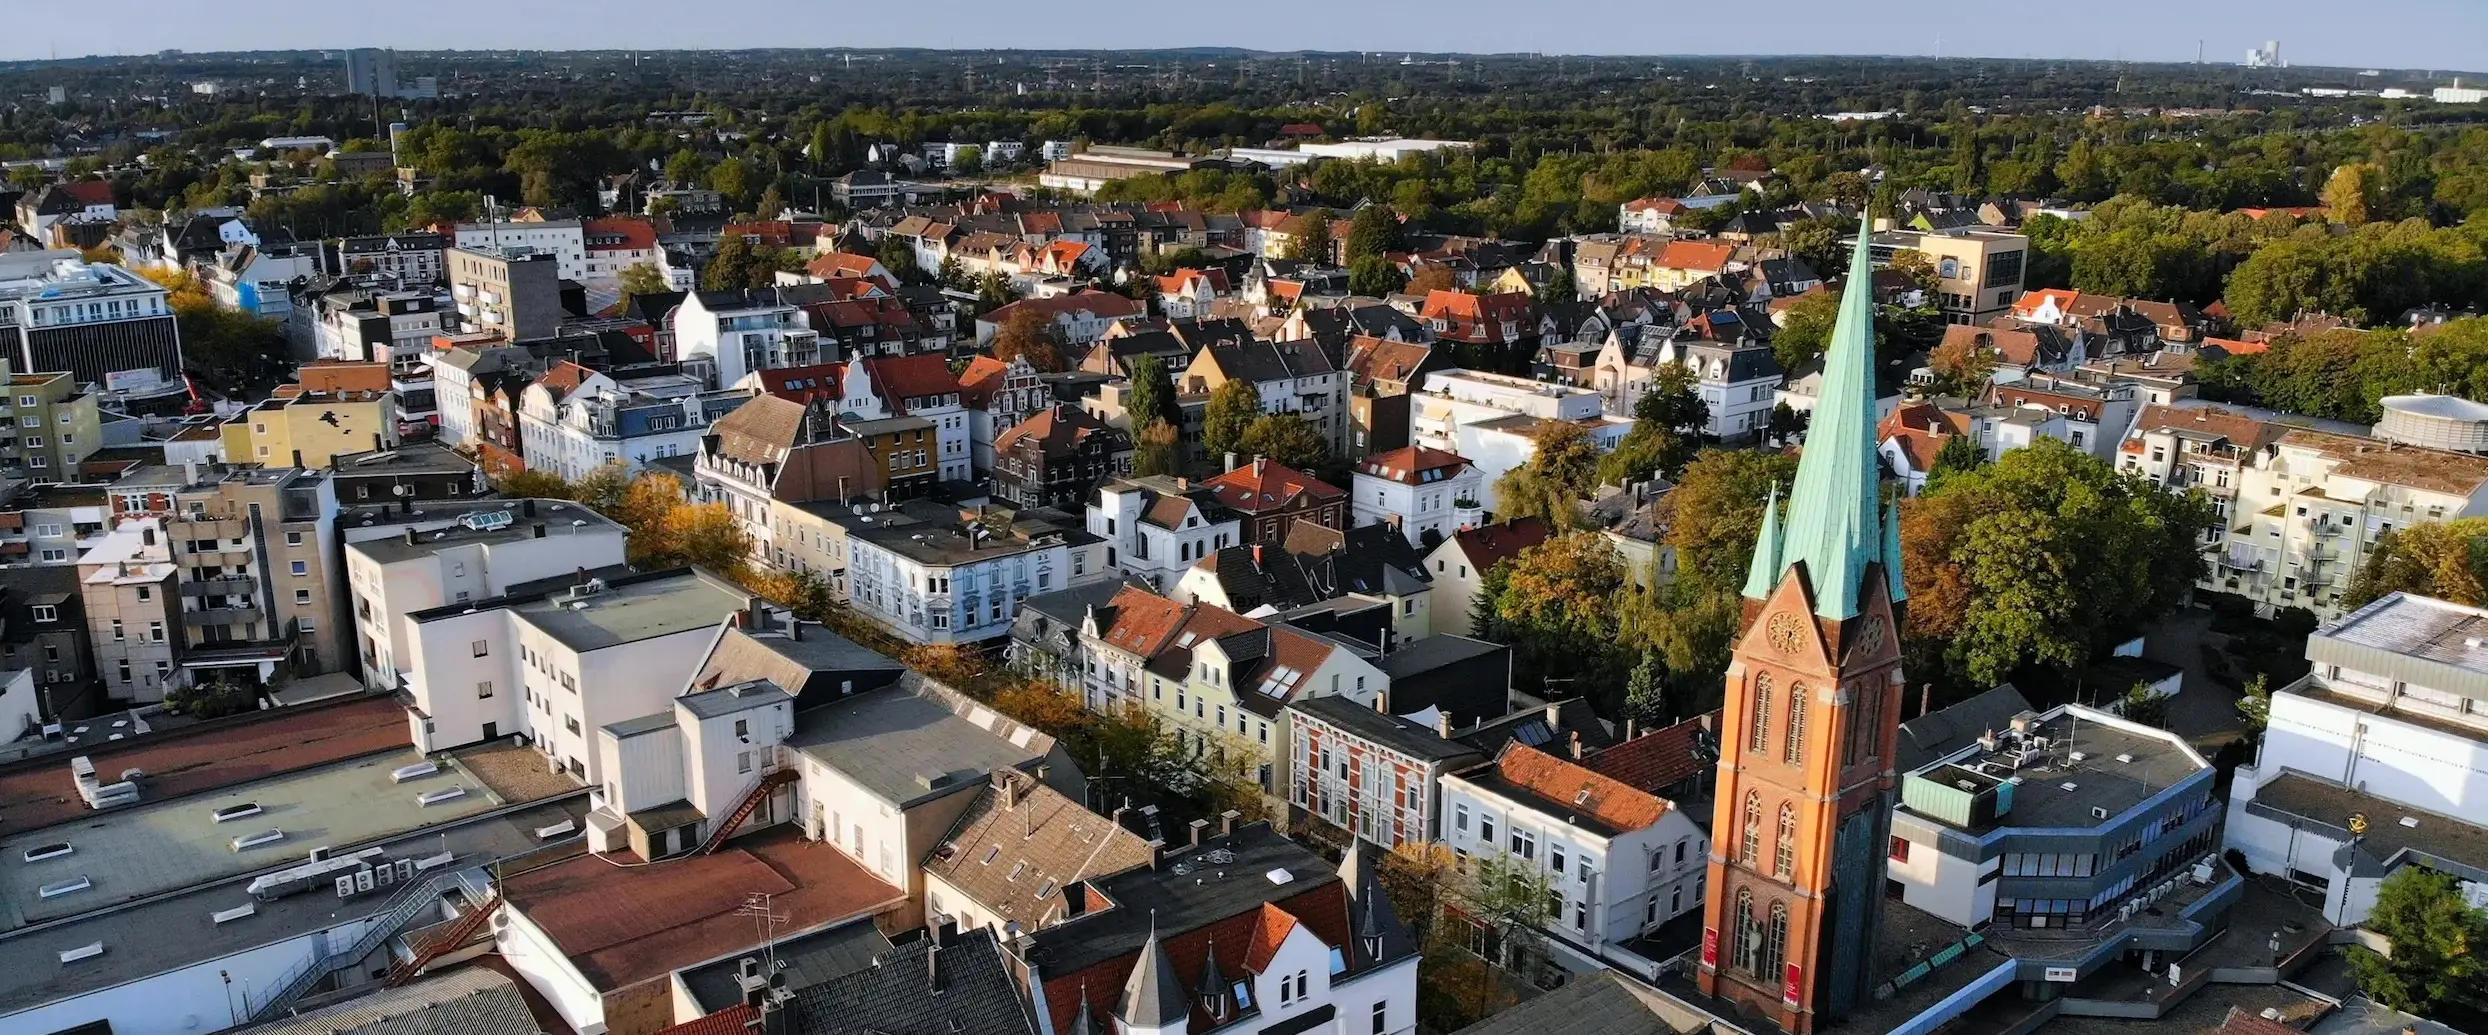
[1890,834,1996,927]
[497,899,609,1034]
[0,912,386,1035]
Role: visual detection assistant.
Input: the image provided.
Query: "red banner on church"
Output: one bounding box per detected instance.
[1700,927,1718,968]
[1783,962,1803,1006]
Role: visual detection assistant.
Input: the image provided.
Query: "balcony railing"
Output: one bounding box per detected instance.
[184,604,264,627]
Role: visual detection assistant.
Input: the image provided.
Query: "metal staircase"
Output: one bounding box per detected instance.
[697,767,798,856]
[248,867,482,1022]
[385,891,501,986]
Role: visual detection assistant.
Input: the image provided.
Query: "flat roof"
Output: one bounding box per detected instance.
[0,747,500,931]
[0,797,586,1016]
[0,696,408,835]
[347,499,620,565]
[509,570,745,653]
[783,687,1044,808]
[1904,706,2205,831]
[330,442,482,477]
[2320,592,2488,680]
[499,829,903,992]
[2248,771,2488,877]
[845,520,1062,567]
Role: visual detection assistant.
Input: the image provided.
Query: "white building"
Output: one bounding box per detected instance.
[843,518,1071,645]
[1296,138,1474,162]
[345,500,630,700]
[1351,445,1483,545]
[2206,430,2488,619]
[1440,742,1710,977]
[1653,337,1782,441]
[452,219,588,281]
[1409,369,1629,514]
[2228,592,2488,924]
[397,568,751,781]
[0,251,188,407]
[671,289,822,392]
[1086,476,1241,592]
[517,367,729,482]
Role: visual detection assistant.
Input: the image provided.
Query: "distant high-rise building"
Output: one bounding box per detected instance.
[343,48,398,97]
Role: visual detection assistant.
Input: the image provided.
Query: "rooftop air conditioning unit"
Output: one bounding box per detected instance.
[2090,806,2110,821]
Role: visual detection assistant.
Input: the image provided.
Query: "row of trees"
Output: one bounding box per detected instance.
[2201,317,2488,423]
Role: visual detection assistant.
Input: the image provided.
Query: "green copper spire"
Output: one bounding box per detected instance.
[1883,498,1908,605]
[1775,217,1887,620]
[1741,483,1785,600]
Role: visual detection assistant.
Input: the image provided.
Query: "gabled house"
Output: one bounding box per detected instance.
[1182,339,1349,456]
[1420,518,1553,622]
[1343,336,1447,459]
[1352,445,1482,548]
[992,404,1134,510]
[1155,267,1233,320]
[1087,476,1243,592]
[958,353,1049,475]
[1200,457,1347,545]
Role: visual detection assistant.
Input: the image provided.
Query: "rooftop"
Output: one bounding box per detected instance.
[2318,592,2488,680]
[347,499,621,565]
[1458,743,1674,839]
[1290,694,1485,764]
[499,828,904,993]
[2247,770,2488,876]
[0,746,499,931]
[1903,705,2206,832]
[506,569,748,653]
[1023,822,1336,980]
[239,966,540,1035]
[676,917,891,1015]
[924,770,1158,934]
[782,682,1049,808]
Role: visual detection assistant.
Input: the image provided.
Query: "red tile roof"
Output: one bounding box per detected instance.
[1345,336,1433,388]
[537,360,599,395]
[1656,240,1735,272]
[806,251,885,282]
[583,216,658,252]
[1447,518,1553,572]
[1587,712,1718,794]
[649,1005,756,1035]
[1241,903,1302,973]
[1492,743,1672,831]
[64,179,114,206]
[995,404,1124,459]
[1042,882,1350,1035]
[862,353,960,408]
[955,355,1014,409]
[1622,197,1688,215]
[502,831,904,992]
[754,362,847,405]
[1358,445,1469,485]
[988,290,1143,324]
[1202,458,1343,514]
[2215,1006,2303,1035]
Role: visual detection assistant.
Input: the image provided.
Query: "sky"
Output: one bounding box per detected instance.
[9,0,2486,75]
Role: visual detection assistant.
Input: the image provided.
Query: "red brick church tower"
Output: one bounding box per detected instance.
[1696,220,1907,1034]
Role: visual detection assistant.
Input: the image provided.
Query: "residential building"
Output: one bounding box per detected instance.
[1440,742,1711,979]
[1353,446,1482,547]
[326,441,486,506]
[338,231,448,285]
[14,180,115,240]
[77,518,181,704]
[2208,430,2488,618]
[1619,198,1690,235]
[447,245,565,341]
[1005,580,1129,694]
[1646,321,1782,441]
[345,498,629,694]
[0,251,187,408]
[202,242,323,320]
[1888,704,2221,935]
[957,353,1049,475]
[222,375,400,469]
[840,506,1074,645]
[138,464,350,688]
[1860,228,2029,326]
[581,216,661,283]
[993,403,1133,510]
[451,218,587,280]
[0,564,94,724]
[315,289,444,372]
[1288,694,1484,848]
[1344,336,1448,460]
[1586,479,1677,587]
[0,362,99,483]
[1983,374,2138,460]
[840,354,974,483]
[1201,457,1346,545]
[1155,267,1232,319]
[1087,475,1242,592]
[1421,518,1554,622]
[0,482,110,566]
[972,290,1143,348]
[397,567,747,776]
[2228,592,2488,924]
[672,287,821,394]
[1409,370,1628,513]
[688,394,884,573]
[517,364,740,481]
[920,768,1160,938]
[661,924,1039,1035]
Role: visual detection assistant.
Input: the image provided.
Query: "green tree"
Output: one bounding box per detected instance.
[1771,290,1840,377]
[617,262,668,297]
[1598,363,1706,484]
[1779,218,1846,279]
[493,468,576,500]
[1494,532,1633,702]
[952,146,983,176]
[1622,653,1666,726]
[1126,353,1176,429]
[1349,255,1405,297]
[1133,420,1182,477]
[1234,414,1331,472]
[1346,205,1401,260]
[877,237,924,284]
[2235,673,2273,738]
[1665,448,1800,598]
[2115,683,2170,728]
[1281,208,1335,263]
[1926,434,1986,493]
[708,156,752,208]
[702,231,759,291]
[665,148,710,186]
[1493,422,1601,529]
[2322,162,2379,226]
[1203,379,1262,460]
[2347,867,2488,1025]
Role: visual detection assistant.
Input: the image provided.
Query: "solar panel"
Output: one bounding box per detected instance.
[1512,721,1553,747]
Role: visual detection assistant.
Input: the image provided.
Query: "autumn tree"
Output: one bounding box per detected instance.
[2321,162,2380,226]
[1126,353,1176,428]
[1493,421,1602,529]
[492,468,575,500]
[1925,433,1986,493]
[1234,414,1331,472]
[1281,207,1335,263]
[1599,362,1708,485]
[991,307,1068,372]
[1405,265,1459,295]
[1492,532,1633,701]
[1202,378,1262,461]
[649,501,755,577]
[1926,331,1997,396]
[1132,420,1183,477]
[2344,518,2488,609]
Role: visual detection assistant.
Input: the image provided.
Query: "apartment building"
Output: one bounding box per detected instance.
[447,245,565,341]
[77,518,181,704]
[1200,456,1346,545]
[672,288,821,393]
[452,218,587,280]
[1352,446,1482,547]
[1861,228,2029,326]
[1086,475,1243,592]
[687,395,884,574]
[314,289,443,371]
[0,361,99,483]
[838,507,1074,646]
[344,498,629,694]
[1288,694,1484,849]
[516,364,740,482]
[337,231,448,285]
[1182,339,1349,455]
[221,374,400,469]
[1409,369,1628,513]
[2209,430,2488,618]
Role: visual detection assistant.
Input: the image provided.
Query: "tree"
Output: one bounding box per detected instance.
[1771,290,1841,374]
[876,237,923,284]
[617,262,668,297]
[1764,402,1809,445]
[1203,379,1262,460]
[493,468,575,500]
[1132,420,1182,477]
[1281,208,1335,263]
[1902,440,2219,692]
[665,148,710,187]
[1348,255,1405,297]
[1889,249,1940,294]
[1126,353,1175,429]
[1779,217,1846,275]
[1622,653,1666,726]
[1494,421,1601,529]
[1599,363,1705,484]
[2115,683,2170,728]
[1346,205,1401,260]
[1665,448,1801,598]
[2345,518,2488,609]
[648,501,754,577]
[2322,162,2379,226]
[1926,434,1986,492]
[951,146,983,176]
[1234,414,1331,472]
[991,307,1068,372]
[1926,330,1997,396]
[703,231,762,291]
[1406,265,1459,295]
[708,157,752,208]
[2348,867,2488,1025]
[2235,673,2273,738]
[1493,532,1632,703]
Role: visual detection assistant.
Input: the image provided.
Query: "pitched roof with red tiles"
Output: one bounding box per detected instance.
[1623,197,1689,215]
[536,360,600,396]
[995,404,1129,459]
[1879,401,1970,474]
[2131,403,2284,449]
[583,216,659,252]
[1154,267,1232,296]
[1656,240,1735,272]
[987,290,1144,324]
[862,353,961,409]
[753,362,847,405]
[1201,458,1343,514]
[807,251,885,281]
[2011,288,2082,321]
[1039,880,1352,1035]
[649,1005,757,1035]
[1587,712,1719,794]
[2214,1006,2303,1035]
[1487,743,1672,833]
[956,355,1015,409]
[2204,336,2266,356]
[1447,517,1553,572]
[1345,335,1435,388]
[1090,585,1192,657]
[63,179,114,206]
[1357,445,1470,485]
[1242,903,1302,973]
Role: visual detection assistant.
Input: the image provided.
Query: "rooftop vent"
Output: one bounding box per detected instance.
[231,829,286,852]
[2115,753,2135,764]
[211,903,256,924]
[57,942,103,964]
[210,802,262,823]
[2059,782,2079,792]
[1265,868,1295,886]
[23,843,72,864]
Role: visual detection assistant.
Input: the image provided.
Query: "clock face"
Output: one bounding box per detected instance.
[1856,615,1889,656]
[1766,611,1808,655]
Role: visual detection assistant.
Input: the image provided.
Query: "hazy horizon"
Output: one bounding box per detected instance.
[8,0,2486,75]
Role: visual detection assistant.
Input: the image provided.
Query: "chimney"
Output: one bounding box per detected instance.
[403,527,418,546]
[1188,818,1209,847]
[999,771,1019,811]
[523,499,538,517]
[789,619,802,642]
[142,526,157,547]
[745,595,769,632]
[532,522,546,538]
[1624,718,1637,740]
[290,449,304,469]
[1175,477,1189,491]
[1224,451,1239,472]
[926,932,947,994]
[1569,731,1584,760]
[1544,702,1560,724]
[1253,454,1266,477]
[1437,711,1454,738]
[1251,543,1263,570]
[1920,684,1935,718]
[574,566,589,586]
[1219,809,1241,837]
[1372,688,1389,713]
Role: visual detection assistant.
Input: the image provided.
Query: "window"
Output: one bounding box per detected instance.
[1784,685,1807,763]
[1551,845,1566,875]
[1454,803,1469,834]
[148,621,164,642]
[136,586,150,601]
[565,716,581,735]
[295,589,312,604]
[738,751,754,774]
[286,531,304,547]
[1372,1001,1388,1035]
[1889,836,1911,863]
[109,620,122,641]
[1775,803,1797,878]
[1732,889,1760,973]
[1748,674,1772,754]
[1480,815,1495,847]
[477,680,494,699]
[29,605,54,622]
[290,560,309,576]
[1740,792,1761,864]
[471,639,490,658]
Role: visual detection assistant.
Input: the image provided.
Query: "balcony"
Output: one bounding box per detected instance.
[183,604,263,627]
[182,574,259,595]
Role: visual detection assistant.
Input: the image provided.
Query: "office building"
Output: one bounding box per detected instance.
[0,251,186,408]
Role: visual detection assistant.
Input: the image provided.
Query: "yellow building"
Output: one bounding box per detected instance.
[222,364,399,468]
[0,360,100,481]
[1872,228,2030,326]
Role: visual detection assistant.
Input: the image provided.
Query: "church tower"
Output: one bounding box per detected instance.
[1696,219,1908,1034]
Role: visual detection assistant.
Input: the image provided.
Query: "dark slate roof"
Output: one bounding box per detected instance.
[680,920,896,1014]
[788,927,1039,1035]
[1448,970,1714,1035]
[1280,522,1431,598]
[1896,684,2035,772]
[1457,698,1616,758]
[1290,695,1485,764]
[1373,634,1509,683]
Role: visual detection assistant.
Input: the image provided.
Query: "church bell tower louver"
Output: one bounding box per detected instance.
[1696,218,1908,1034]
